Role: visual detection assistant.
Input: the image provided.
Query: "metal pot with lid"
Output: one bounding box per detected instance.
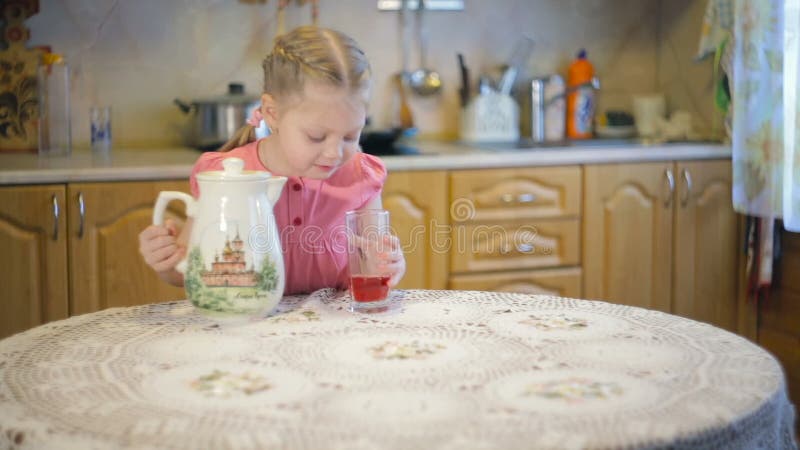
[174,83,261,151]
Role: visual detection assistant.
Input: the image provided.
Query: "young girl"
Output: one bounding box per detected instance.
[138,26,405,294]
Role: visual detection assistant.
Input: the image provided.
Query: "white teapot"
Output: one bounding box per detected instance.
[152,157,287,320]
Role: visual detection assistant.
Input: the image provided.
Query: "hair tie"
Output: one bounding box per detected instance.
[247,107,263,127]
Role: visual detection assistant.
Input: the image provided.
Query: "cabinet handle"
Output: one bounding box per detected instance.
[516,193,537,203]
[663,169,675,208]
[497,242,535,255]
[77,192,85,238]
[500,193,537,204]
[51,194,59,241]
[680,169,692,208]
[516,243,535,253]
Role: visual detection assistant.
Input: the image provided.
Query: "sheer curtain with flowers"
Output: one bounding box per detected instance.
[728,0,799,231]
[697,0,800,296]
[784,0,799,230]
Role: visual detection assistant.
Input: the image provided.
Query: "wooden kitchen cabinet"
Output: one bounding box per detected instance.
[67,181,189,315]
[583,162,674,312]
[449,166,583,296]
[672,160,739,331]
[1,180,190,336]
[382,170,449,289]
[584,160,739,330]
[0,185,69,338]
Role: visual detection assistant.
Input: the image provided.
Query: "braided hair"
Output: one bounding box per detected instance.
[219,26,371,152]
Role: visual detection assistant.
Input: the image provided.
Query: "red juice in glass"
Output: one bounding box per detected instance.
[350,275,391,302]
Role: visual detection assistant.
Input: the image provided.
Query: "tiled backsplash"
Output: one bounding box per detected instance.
[27,0,713,148]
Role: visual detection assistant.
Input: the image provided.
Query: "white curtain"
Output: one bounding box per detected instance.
[727,0,800,231]
[784,0,800,230]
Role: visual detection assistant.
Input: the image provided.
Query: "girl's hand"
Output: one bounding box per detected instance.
[378,234,406,287]
[138,219,186,274]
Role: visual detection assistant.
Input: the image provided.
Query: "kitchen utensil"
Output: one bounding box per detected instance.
[498,34,535,96]
[277,0,288,34]
[408,0,442,96]
[310,0,319,25]
[394,0,414,128]
[174,83,260,151]
[460,91,519,143]
[395,74,415,129]
[152,157,288,321]
[457,53,470,107]
[477,75,494,95]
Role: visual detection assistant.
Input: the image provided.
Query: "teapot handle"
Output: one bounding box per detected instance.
[152,191,197,226]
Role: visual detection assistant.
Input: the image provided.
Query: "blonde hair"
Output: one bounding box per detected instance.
[219,26,371,152]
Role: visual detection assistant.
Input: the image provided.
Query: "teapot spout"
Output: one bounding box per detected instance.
[267,177,288,205]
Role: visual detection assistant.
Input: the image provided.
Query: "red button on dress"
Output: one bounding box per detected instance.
[292,183,302,191]
[293,217,302,226]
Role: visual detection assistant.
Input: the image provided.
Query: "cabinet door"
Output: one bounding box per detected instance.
[583,163,674,312]
[449,267,582,298]
[673,160,739,331]
[450,166,581,222]
[68,181,189,314]
[382,171,448,289]
[0,185,68,338]
[451,219,580,273]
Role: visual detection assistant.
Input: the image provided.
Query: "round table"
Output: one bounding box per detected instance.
[0,290,796,449]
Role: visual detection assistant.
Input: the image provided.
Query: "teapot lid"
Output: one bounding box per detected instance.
[196,157,273,182]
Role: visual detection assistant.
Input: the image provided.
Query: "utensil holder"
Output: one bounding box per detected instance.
[459,92,519,143]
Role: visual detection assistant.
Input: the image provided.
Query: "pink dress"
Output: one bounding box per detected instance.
[189,140,386,295]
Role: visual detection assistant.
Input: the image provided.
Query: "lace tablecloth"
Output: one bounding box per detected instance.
[0,290,796,450]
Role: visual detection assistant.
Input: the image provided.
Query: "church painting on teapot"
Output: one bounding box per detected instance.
[184,223,281,315]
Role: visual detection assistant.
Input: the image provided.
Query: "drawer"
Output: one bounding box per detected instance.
[449,267,582,298]
[450,166,581,222]
[450,219,580,273]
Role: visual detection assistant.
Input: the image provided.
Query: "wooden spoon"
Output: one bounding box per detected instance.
[396,73,414,129]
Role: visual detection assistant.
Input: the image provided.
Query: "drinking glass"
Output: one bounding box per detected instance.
[90,105,112,154]
[37,61,71,157]
[345,209,392,313]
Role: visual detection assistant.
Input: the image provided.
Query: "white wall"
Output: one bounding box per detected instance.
[657,0,719,138]
[28,0,682,148]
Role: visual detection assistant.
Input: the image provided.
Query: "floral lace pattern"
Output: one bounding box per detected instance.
[189,370,271,397]
[369,340,447,360]
[519,313,589,331]
[0,289,796,450]
[524,378,624,403]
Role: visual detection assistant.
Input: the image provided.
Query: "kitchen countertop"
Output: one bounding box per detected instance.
[0,140,731,185]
